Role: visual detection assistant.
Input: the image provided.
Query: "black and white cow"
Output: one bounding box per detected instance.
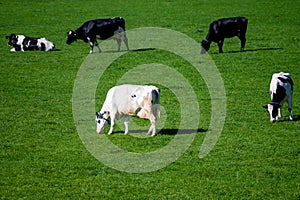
[200,17,248,53]
[263,72,294,122]
[6,33,55,52]
[96,84,160,136]
[66,17,129,54]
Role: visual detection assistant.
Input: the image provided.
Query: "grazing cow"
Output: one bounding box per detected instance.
[95,84,160,136]
[200,17,248,53]
[263,72,294,122]
[6,33,55,52]
[66,17,129,54]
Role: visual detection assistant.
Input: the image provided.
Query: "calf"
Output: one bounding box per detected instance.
[263,72,294,122]
[95,84,160,136]
[66,17,129,54]
[6,33,55,52]
[200,17,248,53]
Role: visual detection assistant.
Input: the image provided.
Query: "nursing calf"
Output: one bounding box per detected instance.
[95,84,160,136]
[263,72,294,122]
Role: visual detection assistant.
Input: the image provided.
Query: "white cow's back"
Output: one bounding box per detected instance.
[100,84,157,119]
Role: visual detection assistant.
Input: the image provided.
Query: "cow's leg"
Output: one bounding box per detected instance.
[239,34,246,52]
[89,41,94,54]
[277,107,281,119]
[94,40,101,53]
[108,115,115,135]
[217,39,224,53]
[124,115,130,134]
[116,37,121,52]
[288,96,293,120]
[147,114,156,136]
[121,31,129,51]
[108,122,114,135]
[88,37,99,54]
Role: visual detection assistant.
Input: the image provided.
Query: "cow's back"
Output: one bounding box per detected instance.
[103,85,138,115]
[83,17,126,40]
[210,17,247,39]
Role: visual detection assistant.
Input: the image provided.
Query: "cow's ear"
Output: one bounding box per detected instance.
[5,36,9,39]
[262,105,268,109]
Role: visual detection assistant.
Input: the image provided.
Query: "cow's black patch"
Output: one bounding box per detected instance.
[272,85,286,103]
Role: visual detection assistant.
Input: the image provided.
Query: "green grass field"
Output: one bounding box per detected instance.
[1,0,299,199]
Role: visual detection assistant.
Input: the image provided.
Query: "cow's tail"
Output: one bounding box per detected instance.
[151,88,160,118]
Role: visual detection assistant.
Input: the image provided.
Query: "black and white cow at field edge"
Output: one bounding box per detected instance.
[95,84,160,136]
[200,17,248,54]
[263,72,294,122]
[6,33,55,52]
[66,17,129,54]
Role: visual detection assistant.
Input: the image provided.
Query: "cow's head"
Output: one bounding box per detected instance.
[263,102,281,122]
[6,34,17,46]
[66,30,78,45]
[95,111,110,134]
[200,39,210,54]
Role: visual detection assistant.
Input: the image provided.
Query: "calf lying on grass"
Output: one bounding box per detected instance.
[6,33,55,52]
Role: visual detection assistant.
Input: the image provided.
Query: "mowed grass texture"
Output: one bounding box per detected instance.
[0,0,299,199]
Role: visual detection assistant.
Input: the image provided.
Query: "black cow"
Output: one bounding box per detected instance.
[66,17,129,54]
[6,33,55,52]
[200,17,248,53]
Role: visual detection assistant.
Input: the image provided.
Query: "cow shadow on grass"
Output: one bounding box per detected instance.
[104,48,156,53]
[158,128,207,135]
[111,128,207,135]
[208,47,283,54]
[109,128,207,135]
[226,47,283,54]
[277,114,300,123]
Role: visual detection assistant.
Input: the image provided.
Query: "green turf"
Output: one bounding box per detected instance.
[1,0,299,199]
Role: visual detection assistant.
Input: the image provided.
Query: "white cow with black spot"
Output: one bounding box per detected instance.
[96,84,160,136]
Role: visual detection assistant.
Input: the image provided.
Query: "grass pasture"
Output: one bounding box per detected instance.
[0,0,300,199]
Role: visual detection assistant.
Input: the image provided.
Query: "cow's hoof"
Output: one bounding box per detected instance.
[147,132,152,136]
